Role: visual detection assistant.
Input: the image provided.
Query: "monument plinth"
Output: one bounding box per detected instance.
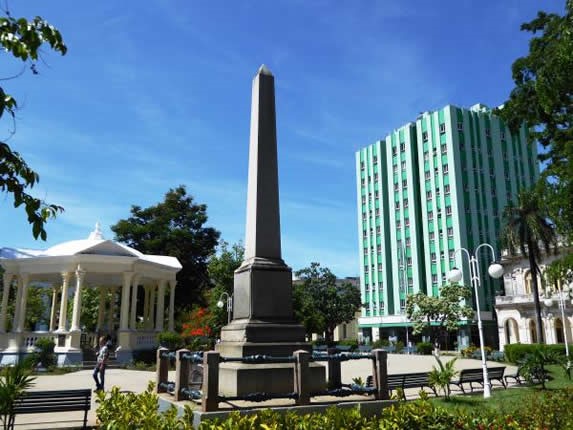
[216,65,326,395]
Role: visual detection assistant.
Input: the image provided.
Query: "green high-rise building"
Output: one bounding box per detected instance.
[355,104,538,347]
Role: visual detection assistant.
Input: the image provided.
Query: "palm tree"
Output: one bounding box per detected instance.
[500,187,556,344]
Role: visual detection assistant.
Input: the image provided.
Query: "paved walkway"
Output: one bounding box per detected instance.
[12,354,516,429]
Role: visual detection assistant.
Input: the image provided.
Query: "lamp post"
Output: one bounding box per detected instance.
[447,243,504,399]
[217,292,233,324]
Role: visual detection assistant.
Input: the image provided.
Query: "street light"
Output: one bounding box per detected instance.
[447,243,504,399]
[217,292,233,324]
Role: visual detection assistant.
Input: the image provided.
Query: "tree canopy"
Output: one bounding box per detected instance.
[293,262,361,343]
[111,186,220,312]
[405,283,474,345]
[497,1,573,241]
[0,10,67,240]
[500,187,556,343]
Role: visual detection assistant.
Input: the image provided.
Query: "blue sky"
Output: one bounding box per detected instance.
[0,0,565,277]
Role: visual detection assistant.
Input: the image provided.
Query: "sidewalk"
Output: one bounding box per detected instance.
[12,355,516,429]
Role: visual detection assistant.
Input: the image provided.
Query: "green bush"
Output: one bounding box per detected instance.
[35,338,56,368]
[461,345,478,358]
[157,331,183,350]
[337,339,358,350]
[505,343,570,364]
[371,338,389,349]
[416,341,433,355]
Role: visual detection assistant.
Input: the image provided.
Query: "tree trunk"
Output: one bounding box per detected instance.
[528,242,545,344]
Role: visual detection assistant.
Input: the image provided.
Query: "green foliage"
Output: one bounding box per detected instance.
[111,186,220,312]
[546,252,573,287]
[405,283,474,344]
[0,10,66,240]
[337,339,359,350]
[371,338,389,349]
[504,343,570,364]
[500,187,556,344]
[205,241,244,337]
[79,287,102,332]
[157,331,183,350]
[496,2,573,241]
[428,356,458,400]
[461,345,478,358]
[293,263,361,342]
[34,338,56,368]
[96,382,184,429]
[518,346,562,389]
[416,341,433,355]
[0,362,36,430]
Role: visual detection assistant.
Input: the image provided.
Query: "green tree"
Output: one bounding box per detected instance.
[293,262,361,343]
[80,287,102,332]
[500,188,556,344]
[0,9,66,240]
[496,1,573,241]
[405,283,474,346]
[546,252,573,288]
[205,241,244,337]
[111,186,220,312]
[428,356,458,401]
[5,286,49,331]
[0,363,36,430]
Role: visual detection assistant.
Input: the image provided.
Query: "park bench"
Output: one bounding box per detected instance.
[357,345,372,353]
[504,367,525,385]
[450,367,507,393]
[13,389,91,429]
[366,372,436,399]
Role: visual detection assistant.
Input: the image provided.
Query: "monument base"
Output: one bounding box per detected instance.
[218,361,326,396]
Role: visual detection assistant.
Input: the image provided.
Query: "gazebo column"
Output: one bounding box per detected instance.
[96,287,106,332]
[155,280,166,331]
[168,280,176,332]
[108,287,118,332]
[57,272,71,331]
[0,273,14,333]
[16,274,30,333]
[49,285,59,332]
[148,284,156,330]
[130,276,140,329]
[119,272,133,330]
[70,266,85,332]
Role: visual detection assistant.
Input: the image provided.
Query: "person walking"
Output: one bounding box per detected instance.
[93,336,110,392]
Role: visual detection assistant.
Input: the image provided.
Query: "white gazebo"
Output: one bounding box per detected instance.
[0,223,181,365]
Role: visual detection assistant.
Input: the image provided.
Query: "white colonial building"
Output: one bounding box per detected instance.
[496,248,573,351]
[0,223,181,365]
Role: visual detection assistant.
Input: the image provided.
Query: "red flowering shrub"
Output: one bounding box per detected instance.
[181,307,212,338]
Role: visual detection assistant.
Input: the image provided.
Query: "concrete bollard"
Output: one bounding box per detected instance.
[294,350,311,405]
[174,349,190,401]
[372,349,389,400]
[201,351,220,412]
[327,347,342,389]
[156,347,169,393]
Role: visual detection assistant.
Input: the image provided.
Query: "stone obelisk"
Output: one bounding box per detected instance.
[216,65,325,395]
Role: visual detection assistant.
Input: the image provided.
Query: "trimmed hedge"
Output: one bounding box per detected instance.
[505,343,572,364]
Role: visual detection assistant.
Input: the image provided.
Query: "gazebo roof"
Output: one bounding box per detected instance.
[0,223,181,283]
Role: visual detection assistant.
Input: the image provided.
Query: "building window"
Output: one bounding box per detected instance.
[400,299,406,310]
[424,152,429,161]
[395,201,400,210]
[374,173,379,181]
[394,183,399,191]
[364,265,369,273]
[422,131,428,142]
[360,161,365,171]
[407,257,412,266]
[379,302,385,312]
[440,251,445,260]
[392,147,397,156]
[444,184,450,195]
[439,229,444,238]
[363,247,368,254]
[425,171,431,180]
[439,123,446,134]
[402,179,408,188]
[426,190,433,199]
[405,237,411,246]
[361,178,365,186]
[363,230,367,237]
[378,263,383,271]
[361,196,366,204]
[432,274,438,283]
[446,206,452,215]
[404,199,409,208]
[376,226,381,234]
[457,121,463,131]
[401,160,407,169]
[377,245,381,252]
[500,132,506,141]
[375,190,379,198]
[443,164,449,173]
[396,220,401,229]
[436,188,441,197]
[429,231,435,240]
[400,142,406,152]
[373,155,378,164]
[449,250,455,259]
[485,128,491,138]
[434,167,439,175]
[431,252,437,262]
[405,218,410,227]
[447,227,454,237]
[393,165,398,173]
[362,214,367,221]
[441,144,447,154]
[428,211,434,220]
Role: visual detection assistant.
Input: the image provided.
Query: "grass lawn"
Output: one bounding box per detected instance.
[430,364,573,413]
